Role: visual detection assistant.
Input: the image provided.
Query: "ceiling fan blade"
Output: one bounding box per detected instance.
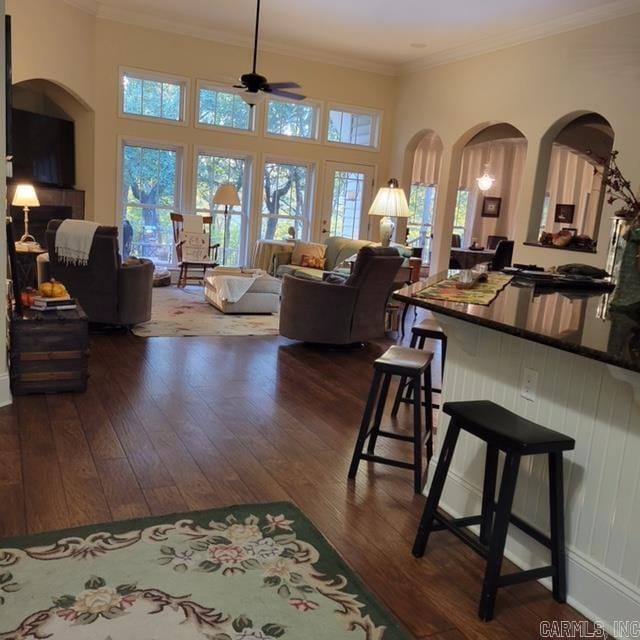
[266,88,306,101]
[263,81,301,90]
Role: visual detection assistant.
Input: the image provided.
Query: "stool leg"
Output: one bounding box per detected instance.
[348,370,383,480]
[480,445,499,545]
[412,420,461,557]
[412,374,423,493]
[367,374,392,454]
[401,303,410,339]
[423,364,434,467]
[479,452,521,622]
[391,376,407,417]
[549,452,567,603]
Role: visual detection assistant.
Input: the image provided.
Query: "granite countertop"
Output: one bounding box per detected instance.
[393,272,640,374]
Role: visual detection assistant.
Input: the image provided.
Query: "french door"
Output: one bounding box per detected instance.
[320,162,375,241]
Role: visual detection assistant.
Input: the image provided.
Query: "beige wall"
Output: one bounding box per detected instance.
[392,13,640,272]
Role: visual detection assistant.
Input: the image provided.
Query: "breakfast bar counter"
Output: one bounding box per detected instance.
[393,273,640,633]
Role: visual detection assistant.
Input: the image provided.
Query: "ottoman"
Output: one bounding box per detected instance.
[204,268,281,314]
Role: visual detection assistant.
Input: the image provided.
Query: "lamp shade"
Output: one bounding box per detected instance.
[12,184,40,208]
[212,183,241,207]
[368,179,409,218]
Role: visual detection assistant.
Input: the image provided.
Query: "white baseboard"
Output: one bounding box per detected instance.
[0,372,12,407]
[427,464,640,638]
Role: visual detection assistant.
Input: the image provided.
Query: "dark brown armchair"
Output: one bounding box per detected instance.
[279,246,403,345]
[45,219,153,325]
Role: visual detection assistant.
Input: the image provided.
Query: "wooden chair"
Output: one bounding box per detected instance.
[170,213,220,287]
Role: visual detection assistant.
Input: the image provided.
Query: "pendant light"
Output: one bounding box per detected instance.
[476,142,495,192]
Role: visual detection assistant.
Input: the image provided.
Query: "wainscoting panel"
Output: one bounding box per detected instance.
[431,315,640,631]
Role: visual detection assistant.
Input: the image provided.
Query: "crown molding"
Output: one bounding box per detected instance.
[399,0,640,75]
[62,1,396,76]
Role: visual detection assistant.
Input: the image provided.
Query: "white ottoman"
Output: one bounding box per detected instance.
[204,268,281,314]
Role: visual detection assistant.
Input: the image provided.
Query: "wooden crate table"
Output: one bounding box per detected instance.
[10,304,89,395]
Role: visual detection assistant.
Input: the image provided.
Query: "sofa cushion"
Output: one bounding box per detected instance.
[300,254,327,269]
[276,264,325,280]
[291,240,326,266]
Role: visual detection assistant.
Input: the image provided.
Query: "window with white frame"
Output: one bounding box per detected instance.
[327,106,380,148]
[121,142,182,264]
[120,68,187,123]
[453,189,470,246]
[195,152,251,266]
[197,84,253,132]
[407,184,437,259]
[261,161,313,240]
[265,98,318,140]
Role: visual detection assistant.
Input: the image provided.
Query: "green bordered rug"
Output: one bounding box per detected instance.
[0,502,410,639]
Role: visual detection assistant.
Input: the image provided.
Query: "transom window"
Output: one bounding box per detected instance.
[120,68,187,123]
[195,152,251,266]
[407,184,437,259]
[327,106,380,148]
[261,161,313,240]
[197,84,253,132]
[265,99,319,140]
[120,142,182,265]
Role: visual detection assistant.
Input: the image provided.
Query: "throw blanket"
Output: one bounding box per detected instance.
[208,268,265,303]
[55,219,100,266]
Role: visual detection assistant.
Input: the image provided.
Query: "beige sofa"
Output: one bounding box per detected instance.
[273,236,375,280]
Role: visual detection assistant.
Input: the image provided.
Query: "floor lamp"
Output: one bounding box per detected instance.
[212,183,241,265]
[12,184,40,243]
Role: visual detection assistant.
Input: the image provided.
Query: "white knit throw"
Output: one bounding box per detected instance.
[54,219,100,266]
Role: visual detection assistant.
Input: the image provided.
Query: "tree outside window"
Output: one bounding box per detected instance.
[195,154,247,266]
[261,162,310,240]
[266,100,316,139]
[121,144,179,264]
[407,184,437,259]
[453,189,470,246]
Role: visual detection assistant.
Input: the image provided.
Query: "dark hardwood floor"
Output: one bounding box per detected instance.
[0,319,587,638]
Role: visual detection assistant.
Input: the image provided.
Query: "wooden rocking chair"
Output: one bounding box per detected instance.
[171,213,220,287]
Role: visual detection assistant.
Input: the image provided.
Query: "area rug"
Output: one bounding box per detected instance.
[0,502,410,639]
[131,286,279,337]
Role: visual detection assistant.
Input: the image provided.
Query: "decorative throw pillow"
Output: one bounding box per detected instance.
[300,254,327,269]
[291,240,326,266]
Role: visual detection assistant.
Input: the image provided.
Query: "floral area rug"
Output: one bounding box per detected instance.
[0,502,409,639]
[131,286,279,337]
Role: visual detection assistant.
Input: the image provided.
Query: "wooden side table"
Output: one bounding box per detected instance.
[10,304,89,395]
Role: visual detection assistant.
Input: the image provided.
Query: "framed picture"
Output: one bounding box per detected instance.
[481,196,501,218]
[555,204,575,223]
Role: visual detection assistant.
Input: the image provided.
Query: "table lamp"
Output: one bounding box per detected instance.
[212,183,241,265]
[12,184,40,243]
[368,178,409,247]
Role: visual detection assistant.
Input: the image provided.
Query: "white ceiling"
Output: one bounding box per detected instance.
[67,0,640,74]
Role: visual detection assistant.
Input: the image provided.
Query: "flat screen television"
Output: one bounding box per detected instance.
[10,108,75,188]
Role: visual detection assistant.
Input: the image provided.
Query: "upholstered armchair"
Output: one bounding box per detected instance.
[44,219,154,325]
[279,246,403,345]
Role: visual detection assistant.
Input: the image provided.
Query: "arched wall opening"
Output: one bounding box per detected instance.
[400,129,444,264]
[528,111,614,252]
[10,78,95,221]
[444,122,527,268]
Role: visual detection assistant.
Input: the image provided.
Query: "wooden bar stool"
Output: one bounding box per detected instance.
[392,313,446,414]
[412,400,575,621]
[348,345,434,493]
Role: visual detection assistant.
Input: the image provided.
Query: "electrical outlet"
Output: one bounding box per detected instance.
[521,367,538,402]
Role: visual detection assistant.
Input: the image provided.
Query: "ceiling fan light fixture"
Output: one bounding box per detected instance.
[240,91,265,107]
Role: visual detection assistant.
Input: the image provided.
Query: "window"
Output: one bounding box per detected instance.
[407,184,437,259]
[261,161,313,240]
[327,106,380,148]
[121,142,182,264]
[329,170,367,239]
[197,83,253,132]
[265,98,319,140]
[453,189,470,246]
[120,68,187,123]
[539,193,551,237]
[195,152,251,266]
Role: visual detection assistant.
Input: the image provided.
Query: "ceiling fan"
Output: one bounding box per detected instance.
[234,0,305,105]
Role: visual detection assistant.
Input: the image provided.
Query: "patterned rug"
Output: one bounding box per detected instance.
[131,286,279,337]
[0,502,409,639]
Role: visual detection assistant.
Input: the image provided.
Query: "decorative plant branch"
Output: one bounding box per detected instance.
[589,149,640,226]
